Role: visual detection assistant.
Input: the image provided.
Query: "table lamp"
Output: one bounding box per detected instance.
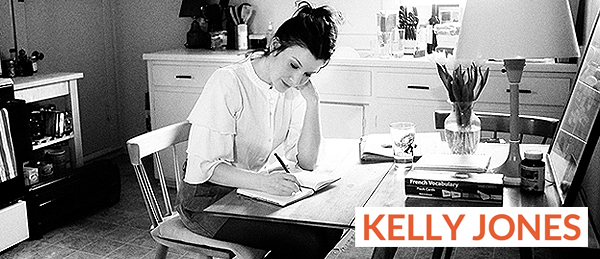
[454,0,579,186]
[179,0,211,49]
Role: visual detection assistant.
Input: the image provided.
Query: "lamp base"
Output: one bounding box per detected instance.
[493,140,522,186]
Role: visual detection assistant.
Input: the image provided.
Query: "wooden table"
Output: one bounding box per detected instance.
[204,133,594,258]
[205,138,392,229]
[363,136,559,259]
[363,138,561,211]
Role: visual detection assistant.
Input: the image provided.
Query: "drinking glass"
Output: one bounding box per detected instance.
[389,122,416,168]
[378,31,392,58]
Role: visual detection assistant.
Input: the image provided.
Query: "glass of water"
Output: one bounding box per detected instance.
[389,122,416,168]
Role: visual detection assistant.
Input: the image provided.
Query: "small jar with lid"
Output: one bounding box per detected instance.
[520,150,545,193]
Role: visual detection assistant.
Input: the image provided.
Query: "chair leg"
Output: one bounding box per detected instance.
[371,247,397,259]
[155,244,169,259]
[444,247,454,259]
[519,247,533,259]
[432,247,444,259]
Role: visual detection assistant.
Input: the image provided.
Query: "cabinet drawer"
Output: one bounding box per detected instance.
[153,90,202,128]
[15,81,69,103]
[374,71,448,101]
[479,75,571,106]
[0,201,28,252]
[152,64,219,87]
[311,67,371,96]
[370,99,447,133]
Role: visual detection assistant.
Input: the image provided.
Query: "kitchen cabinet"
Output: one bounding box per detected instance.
[144,49,241,184]
[144,49,577,183]
[13,73,84,168]
[315,58,577,135]
[13,72,90,238]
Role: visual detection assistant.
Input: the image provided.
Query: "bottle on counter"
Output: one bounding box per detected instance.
[30,51,44,73]
[4,48,17,78]
[9,48,16,61]
[237,24,248,50]
[17,48,33,76]
[520,150,545,193]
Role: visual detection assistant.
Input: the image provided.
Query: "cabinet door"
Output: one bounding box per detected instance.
[370,99,447,134]
[148,62,222,184]
[320,102,365,139]
[153,89,201,128]
[0,201,28,252]
[152,89,201,183]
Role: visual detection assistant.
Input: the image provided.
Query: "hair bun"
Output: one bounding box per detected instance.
[294,1,343,26]
[268,1,343,60]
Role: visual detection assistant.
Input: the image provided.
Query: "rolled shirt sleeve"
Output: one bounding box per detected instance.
[185,124,234,184]
[184,68,241,184]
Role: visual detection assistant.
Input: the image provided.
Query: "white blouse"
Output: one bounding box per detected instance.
[184,58,307,184]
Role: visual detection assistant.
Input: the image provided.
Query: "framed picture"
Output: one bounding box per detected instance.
[548,11,600,206]
[434,4,460,24]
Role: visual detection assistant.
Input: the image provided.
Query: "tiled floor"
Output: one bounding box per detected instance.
[0,153,194,259]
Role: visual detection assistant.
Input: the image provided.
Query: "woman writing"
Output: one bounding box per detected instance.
[177,2,343,258]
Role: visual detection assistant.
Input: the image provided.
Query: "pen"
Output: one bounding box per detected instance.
[274,153,301,193]
[274,153,291,174]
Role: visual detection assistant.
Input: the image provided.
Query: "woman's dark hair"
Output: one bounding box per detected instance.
[266,1,342,61]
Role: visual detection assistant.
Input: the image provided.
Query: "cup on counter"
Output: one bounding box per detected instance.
[237,24,248,50]
[377,31,392,58]
[389,122,416,169]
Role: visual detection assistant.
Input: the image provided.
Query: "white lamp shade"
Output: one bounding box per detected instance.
[455,0,580,60]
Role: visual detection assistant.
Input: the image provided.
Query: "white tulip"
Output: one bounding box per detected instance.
[446,54,459,71]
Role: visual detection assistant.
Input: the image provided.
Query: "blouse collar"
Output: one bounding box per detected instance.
[244,58,272,92]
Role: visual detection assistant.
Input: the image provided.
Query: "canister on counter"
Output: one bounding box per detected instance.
[37,161,53,177]
[520,150,545,193]
[46,148,68,174]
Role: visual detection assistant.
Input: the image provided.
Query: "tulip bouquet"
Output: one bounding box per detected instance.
[428,51,490,103]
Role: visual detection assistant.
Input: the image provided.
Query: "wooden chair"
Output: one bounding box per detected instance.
[126,121,268,259]
[434,110,560,144]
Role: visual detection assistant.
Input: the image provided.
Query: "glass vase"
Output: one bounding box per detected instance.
[444,101,481,154]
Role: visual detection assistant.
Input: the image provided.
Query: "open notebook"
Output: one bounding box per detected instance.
[237,171,341,206]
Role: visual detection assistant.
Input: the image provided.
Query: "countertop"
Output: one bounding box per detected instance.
[143,48,579,73]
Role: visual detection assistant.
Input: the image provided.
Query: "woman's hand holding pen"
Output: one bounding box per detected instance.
[260,172,301,196]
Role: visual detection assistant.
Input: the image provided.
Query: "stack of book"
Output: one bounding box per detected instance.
[404,168,504,207]
[412,153,491,173]
[405,170,503,206]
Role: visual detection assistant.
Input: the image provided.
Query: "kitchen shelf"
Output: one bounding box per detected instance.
[32,133,74,151]
[13,72,84,168]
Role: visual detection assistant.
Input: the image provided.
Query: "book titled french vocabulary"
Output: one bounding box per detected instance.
[404,170,503,203]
